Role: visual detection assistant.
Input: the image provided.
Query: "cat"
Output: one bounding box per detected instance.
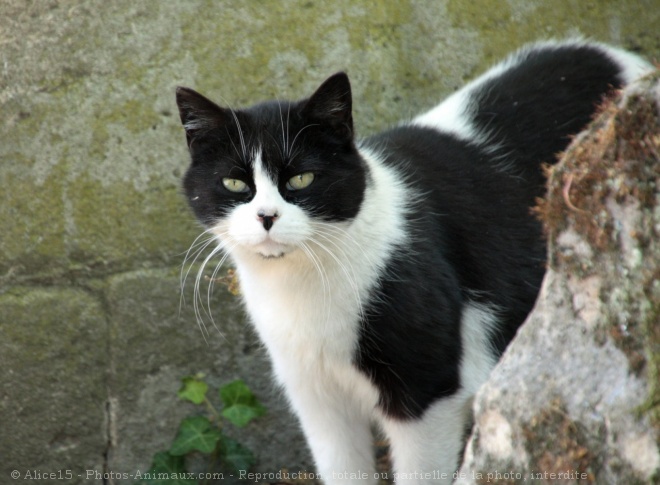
[175,40,651,484]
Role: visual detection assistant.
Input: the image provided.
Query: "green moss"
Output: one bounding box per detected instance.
[0,160,68,275]
[447,0,660,64]
[180,0,323,98]
[1,162,196,283]
[66,175,198,270]
[447,0,518,65]
[0,287,106,371]
[94,98,162,137]
[1,62,197,283]
[177,1,419,132]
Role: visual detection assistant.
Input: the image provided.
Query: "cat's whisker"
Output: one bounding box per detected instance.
[299,242,328,298]
[192,233,234,342]
[286,146,304,167]
[277,99,288,159]
[201,93,248,164]
[176,228,215,258]
[228,108,248,161]
[179,229,218,314]
[285,102,291,158]
[307,236,366,323]
[228,134,245,163]
[286,123,319,167]
[192,245,225,343]
[299,241,331,324]
[180,230,217,283]
[311,224,385,301]
[205,246,237,337]
[264,129,286,161]
[311,222,379,269]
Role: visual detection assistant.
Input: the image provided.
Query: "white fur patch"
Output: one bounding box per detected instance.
[381,393,472,484]
[222,146,409,483]
[459,303,499,394]
[379,302,498,483]
[411,88,480,144]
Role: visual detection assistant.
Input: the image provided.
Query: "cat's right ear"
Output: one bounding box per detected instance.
[175,87,227,147]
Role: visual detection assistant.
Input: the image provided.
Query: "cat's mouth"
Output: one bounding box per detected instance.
[259,252,286,260]
[253,237,293,260]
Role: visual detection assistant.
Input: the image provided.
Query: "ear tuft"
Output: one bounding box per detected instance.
[175,87,226,145]
[303,72,353,138]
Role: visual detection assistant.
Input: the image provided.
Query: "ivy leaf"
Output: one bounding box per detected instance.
[134,451,196,485]
[219,380,266,428]
[178,375,208,405]
[222,404,266,428]
[169,416,222,456]
[218,436,256,472]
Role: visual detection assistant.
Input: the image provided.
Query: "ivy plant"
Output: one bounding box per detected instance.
[135,374,267,484]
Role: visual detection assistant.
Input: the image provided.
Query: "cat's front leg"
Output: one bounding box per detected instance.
[281,372,379,485]
[380,391,473,484]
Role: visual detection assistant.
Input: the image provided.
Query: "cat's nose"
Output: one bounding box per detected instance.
[257,210,278,231]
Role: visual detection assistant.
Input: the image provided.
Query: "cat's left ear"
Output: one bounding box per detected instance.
[303,72,353,139]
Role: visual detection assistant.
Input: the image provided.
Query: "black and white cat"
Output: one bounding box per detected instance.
[175,40,651,483]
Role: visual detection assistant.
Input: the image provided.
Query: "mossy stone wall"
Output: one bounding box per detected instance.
[1,1,658,482]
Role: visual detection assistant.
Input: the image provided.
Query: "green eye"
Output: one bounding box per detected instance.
[222,178,249,193]
[286,172,315,191]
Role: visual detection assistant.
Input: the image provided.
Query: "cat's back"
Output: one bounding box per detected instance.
[359,39,652,352]
[362,39,653,271]
[402,39,651,184]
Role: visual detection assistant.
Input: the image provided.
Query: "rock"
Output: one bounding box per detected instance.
[457,72,660,484]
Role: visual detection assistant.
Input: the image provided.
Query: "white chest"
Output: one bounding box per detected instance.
[234,250,376,397]
[240,255,360,351]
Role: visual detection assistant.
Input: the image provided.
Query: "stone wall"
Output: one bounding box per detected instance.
[1,1,658,483]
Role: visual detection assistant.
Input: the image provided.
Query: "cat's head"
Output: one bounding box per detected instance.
[175,73,367,260]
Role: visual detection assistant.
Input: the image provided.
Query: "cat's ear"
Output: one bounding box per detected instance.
[175,86,228,147]
[303,72,353,139]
